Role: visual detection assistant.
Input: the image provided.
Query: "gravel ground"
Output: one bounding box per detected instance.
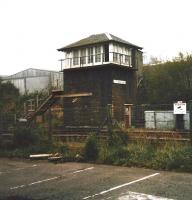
[0,158,191,200]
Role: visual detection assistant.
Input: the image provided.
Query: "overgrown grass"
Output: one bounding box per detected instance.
[152,142,192,172]
[97,141,192,172]
[82,131,192,172]
[0,124,82,161]
[1,126,192,173]
[0,124,57,158]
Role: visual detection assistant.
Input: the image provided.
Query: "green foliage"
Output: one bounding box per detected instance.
[107,130,128,147]
[138,53,192,104]
[0,80,19,112]
[98,139,192,172]
[125,141,154,167]
[99,141,154,167]
[84,134,99,161]
[13,126,40,148]
[58,144,69,155]
[152,142,192,172]
[99,146,129,165]
[0,139,13,150]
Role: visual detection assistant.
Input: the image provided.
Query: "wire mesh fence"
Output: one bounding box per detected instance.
[0,113,16,134]
[131,104,173,128]
[1,103,189,134]
[37,102,190,131]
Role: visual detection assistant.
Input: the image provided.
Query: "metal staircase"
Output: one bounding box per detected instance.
[25,90,64,123]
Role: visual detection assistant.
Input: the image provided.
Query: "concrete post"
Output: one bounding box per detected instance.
[124,104,133,128]
[189,101,192,129]
[189,100,192,142]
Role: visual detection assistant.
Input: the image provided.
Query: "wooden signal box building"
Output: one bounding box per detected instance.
[58,33,143,127]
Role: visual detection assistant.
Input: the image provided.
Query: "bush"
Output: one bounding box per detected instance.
[0,139,13,150]
[13,126,40,148]
[99,146,129,165]
[84,134,99,161]
[152,142,192,171]
[98,140,192,172]
[126,141,155,167]
[107,130,128,147]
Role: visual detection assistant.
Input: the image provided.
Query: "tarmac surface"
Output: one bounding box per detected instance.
[0,158,192,200]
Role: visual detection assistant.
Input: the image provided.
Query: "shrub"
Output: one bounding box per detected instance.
[99,146,129,165]
[58,144,69,155]
[13,126,40,148]
[126,141,155,167]
[84,134,99,161]
[107,130,128,147]
[0,139,13,150]
[152,142,192,171]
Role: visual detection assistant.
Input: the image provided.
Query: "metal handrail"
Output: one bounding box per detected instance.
[59,52,133,70]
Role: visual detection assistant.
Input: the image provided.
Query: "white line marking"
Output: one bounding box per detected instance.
[72,167,94,174]
[14,165,38,171]
[10,167,94,190]
[1,164,38,175]
[28,176,59,186]
[83,173,160,199]
[118,191,175,200]
[10,185,25,190]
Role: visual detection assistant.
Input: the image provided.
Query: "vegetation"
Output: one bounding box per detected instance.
[82,131,192,172]
[0,121,191,172]
[99,141,192,172]
[0,79,19,113]
[138,53,192,104]
[84,134,99,161]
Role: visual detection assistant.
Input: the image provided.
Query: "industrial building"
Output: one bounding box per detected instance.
[2,68,63,94]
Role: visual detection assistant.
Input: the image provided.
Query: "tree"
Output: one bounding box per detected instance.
[137,53,192,104]
[0,79,20,112]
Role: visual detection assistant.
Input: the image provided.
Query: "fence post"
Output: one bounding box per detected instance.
[48,108,52,141]
[189,100,192,143]
[14,114,17,125]
[107,104,113,135]
[124,104,133,128]
[36,95,39,109]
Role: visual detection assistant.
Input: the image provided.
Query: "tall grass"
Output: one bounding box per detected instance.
[97,137,192,172]
[152,142,192,172]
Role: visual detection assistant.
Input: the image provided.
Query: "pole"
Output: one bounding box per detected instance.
[48,108,52,141]
[189,100,192,143]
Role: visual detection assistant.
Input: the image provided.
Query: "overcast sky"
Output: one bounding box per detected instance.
[0,0,191,75]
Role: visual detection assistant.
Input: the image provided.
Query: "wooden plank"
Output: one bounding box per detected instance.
[29,154,53,159]
[55,92,93,98]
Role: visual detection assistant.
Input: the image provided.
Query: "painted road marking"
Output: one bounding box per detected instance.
[10,167,94,190]
[72,167,94,174]
[83,173,160,199]
[10,185,26,190]
[118,191,175,200]
[0,164,38,175]
[14,164,38,171]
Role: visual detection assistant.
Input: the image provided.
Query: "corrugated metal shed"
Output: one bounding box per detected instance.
[3,68,63,94]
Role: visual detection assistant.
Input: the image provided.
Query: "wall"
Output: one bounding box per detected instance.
[63,64,137,126]
[145,111,190,130]
[26,76,50,93]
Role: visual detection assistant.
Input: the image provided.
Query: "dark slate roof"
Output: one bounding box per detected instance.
[58,33,142,51]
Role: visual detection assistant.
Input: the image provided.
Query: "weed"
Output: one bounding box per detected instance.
[84,134,99,161]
